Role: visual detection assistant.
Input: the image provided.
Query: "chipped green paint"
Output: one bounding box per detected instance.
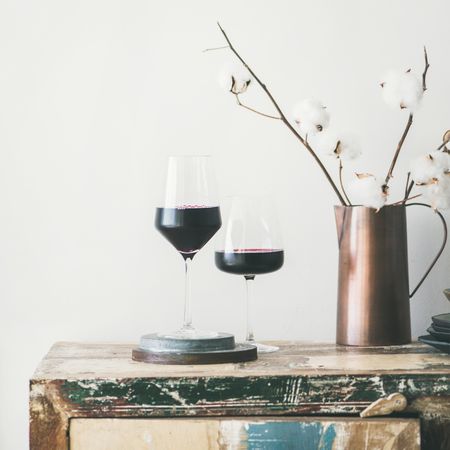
[61,373,450,413]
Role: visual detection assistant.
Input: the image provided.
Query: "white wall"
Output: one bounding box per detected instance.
[1,0,449,447]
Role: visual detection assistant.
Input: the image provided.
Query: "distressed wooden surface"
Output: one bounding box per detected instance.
[70,417,420,450]
[30,342,450,450]
[33,341,450,379]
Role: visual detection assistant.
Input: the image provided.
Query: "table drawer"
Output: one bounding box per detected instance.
[70,417,420,449]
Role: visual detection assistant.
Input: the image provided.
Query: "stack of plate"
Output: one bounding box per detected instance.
[419,289,450,354]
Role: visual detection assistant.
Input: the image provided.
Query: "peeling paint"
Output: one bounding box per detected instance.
[407,379,419,393]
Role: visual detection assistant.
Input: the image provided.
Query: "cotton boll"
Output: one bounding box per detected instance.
[218,62,252,94]
[410,155,435,184]
[292,99,330,135]
[380,70,423,111]
[424,174,450,210]
[314,129,339,155]
[348,174,388,210]
[336,135,362,161]
[410,151,450,184]
[230,76,251,95]
[431,151,450,170]
[316,130,362,161]
[400,72,423,110]
[338,137,362,161]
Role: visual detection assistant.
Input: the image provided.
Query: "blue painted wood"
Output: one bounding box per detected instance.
[246,421,336,450]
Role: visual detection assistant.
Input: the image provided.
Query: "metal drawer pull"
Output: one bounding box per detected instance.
[360,393,407,418]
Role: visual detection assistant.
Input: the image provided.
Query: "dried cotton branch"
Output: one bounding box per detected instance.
[216,22,347,205]
[383,48,429,187]
[212,27,444,210]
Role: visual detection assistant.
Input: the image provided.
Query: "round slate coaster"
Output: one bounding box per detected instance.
[132,343,257,365]
[139,332,235,353]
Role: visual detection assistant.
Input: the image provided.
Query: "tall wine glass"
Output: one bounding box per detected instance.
[215,196,284,352]
[155,156,221,339]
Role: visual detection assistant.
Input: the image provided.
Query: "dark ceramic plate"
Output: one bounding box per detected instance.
[431,323,450,333]
[419,335,450,354]
[427,326,450,342]
[431,313,450,329]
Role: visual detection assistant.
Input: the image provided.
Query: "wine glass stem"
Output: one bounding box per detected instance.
[245,275,255,342]
[183,257,193,330]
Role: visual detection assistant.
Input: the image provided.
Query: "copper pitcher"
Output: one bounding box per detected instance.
[335,203,448,346]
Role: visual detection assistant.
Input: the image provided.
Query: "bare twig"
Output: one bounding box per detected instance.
[422,46,430,91]
[217,22,346,205]
[404,180,415,203]
[339,160,351,206]
[384,48,430,187]
[404,172,411,200]
[235,95,281,120]
[385,113,414,185]
[202,45,230,53]
[392,193,422,205]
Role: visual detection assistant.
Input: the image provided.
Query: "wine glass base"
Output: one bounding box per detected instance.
[246,341,279,353]
[159,329,219,340]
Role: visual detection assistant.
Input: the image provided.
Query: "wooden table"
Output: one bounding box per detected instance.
[30,341,450,449]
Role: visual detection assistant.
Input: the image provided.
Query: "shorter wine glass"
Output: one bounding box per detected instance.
[215,196,284,353]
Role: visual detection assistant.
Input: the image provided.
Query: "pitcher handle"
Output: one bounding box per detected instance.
[406,202,448,298]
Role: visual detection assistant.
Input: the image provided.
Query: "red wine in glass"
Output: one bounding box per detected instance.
[156,206,222,260]
[215,249,284,275]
